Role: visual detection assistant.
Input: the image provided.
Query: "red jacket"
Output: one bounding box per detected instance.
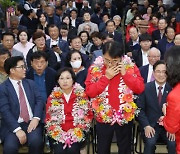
[85,64,144,122]
[164,83,180,154]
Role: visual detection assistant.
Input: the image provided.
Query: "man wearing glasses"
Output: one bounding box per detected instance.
[137,60,176,154]
[0,56,44,154]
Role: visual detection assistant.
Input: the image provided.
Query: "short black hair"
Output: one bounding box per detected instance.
[153,60,166,71]
[56,67,76,84]
[65,50,84,67]
[0,47,11,57]
[2,32,15,40]
[106,20,115,27]
[102,41,124,58]
[4,56,24,75]
[139,33,152,42]
[165,26,175,34]
[70,35,81,43]
[30,51,48,61]
[164,46,180,87]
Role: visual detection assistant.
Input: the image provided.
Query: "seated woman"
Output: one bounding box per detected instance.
[45,67,92,154]
[65,50,88,88]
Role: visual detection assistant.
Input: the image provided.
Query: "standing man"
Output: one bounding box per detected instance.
[0,56,45,154]
[137,60,176,154]
[85,41,144,154]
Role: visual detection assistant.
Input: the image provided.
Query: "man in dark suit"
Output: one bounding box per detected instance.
[105,20,123,45]
[125,27,140,57]
[26,51,56,101]
[152,18,167,47]
[137,60,176,154]
[0,56,45,154]
[132,33,152,68]
[102,0,117,18]
[157,26,175,60]
[46,24,69,63]
[70,9,82,28]
[139,47,161,83]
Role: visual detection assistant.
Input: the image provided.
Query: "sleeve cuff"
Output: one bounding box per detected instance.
[13,127,22,133]
[33,117,40,120]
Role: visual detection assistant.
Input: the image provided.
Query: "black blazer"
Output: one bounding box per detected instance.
[137,81,172,129]
[132,49,143,68]
[139,64,149,83]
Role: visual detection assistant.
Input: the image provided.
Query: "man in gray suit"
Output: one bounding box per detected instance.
[1,32,23,57]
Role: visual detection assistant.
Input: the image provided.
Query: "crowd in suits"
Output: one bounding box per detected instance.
[0,0,180,153]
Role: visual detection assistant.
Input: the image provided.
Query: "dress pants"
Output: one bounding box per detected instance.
[3,122,43,154]
[49,137,81,154]
[143,125,176,154]
[96,121,133,154]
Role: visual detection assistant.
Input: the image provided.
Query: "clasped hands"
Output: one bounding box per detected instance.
[105,62,126,80]
[15,118,39,145]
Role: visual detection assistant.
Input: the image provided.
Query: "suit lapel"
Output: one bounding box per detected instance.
[160,83,170,107]
[6,79,20,113]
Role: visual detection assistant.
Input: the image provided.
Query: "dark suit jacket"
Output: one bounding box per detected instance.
[46,14,61,27]
[139,64,149,83]
[26,67,57,97]
[152,29,166,47]
[157,38,175,60]
[46,38,69,53]
[125,39,141,54]
[137,81,172,129]
[0,79,45,141]
[132,49,143,68]
[91,13,102,26]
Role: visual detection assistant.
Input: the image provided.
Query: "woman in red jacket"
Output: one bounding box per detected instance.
[163,46,180,154]
[45,67,92,154]
[85,41,145,154]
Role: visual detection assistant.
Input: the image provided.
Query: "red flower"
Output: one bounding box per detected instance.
[93,72,102,78]
[48,125,56,131]
[122,94,133,102]
[53,91,62,98]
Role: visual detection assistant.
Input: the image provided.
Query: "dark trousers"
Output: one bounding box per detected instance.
[49,137,81,154]
[96,121,133,154]
[3,122,43,154]
[143,126,176,154]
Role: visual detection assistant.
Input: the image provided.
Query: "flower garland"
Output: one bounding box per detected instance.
[45,83,91,149]
[90,55,140,125]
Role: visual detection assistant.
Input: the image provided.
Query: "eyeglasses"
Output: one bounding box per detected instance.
[104,58,120,65]
[14,65,26,70]
[154,70,166,75]
[148,56,160,59]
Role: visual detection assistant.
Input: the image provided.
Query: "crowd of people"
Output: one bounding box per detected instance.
[0,0,180,154]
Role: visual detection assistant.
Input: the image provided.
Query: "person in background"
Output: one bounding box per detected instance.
[37,12,49,35]
[139,47,161,83]
[13,30,34,61]
[157,26,175,59]
[26,31,57,69]
[45,67,92,154]
[174,34,180,46]
[65,50,88,88]
[26,51,56,102]
[79,31,93,55]
[78,12,99,35]
[1,32,23,57]
[0,56,45,154]
[85,41,144,154]
[163,46,180,153]
[137,60,176,154]
[132,33,152,68]
[0,48,10,83]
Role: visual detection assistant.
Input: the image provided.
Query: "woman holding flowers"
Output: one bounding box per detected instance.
[45,67,92,154]
[85,41,145,154]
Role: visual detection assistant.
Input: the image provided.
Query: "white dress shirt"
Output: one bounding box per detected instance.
[141,50,149,66]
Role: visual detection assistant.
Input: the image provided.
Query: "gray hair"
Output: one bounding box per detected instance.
[148,47,161,56]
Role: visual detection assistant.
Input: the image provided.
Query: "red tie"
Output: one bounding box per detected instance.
[158,86,163,105]
[18,81,30,123]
